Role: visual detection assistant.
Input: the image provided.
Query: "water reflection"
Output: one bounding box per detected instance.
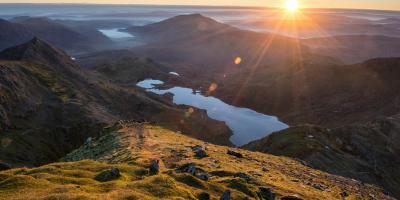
[137,79,289,146]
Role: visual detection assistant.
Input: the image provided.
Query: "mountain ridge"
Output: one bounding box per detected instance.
[0,123,392,200]
[244,114,400,198]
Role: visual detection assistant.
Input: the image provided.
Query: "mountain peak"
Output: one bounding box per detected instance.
[0,37,71,64]
[127,13,234,43]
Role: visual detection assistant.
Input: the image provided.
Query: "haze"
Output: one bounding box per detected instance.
[0,0,399,11]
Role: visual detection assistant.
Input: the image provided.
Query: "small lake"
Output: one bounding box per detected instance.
[99,28,134,39]
[137,79,289,146]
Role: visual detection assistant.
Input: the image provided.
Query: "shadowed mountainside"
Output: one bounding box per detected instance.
[0,19,33,52]
[0,17,114,54]
[124,14,400,127]
[304,35,400,64]
[0,38,232,167]
[244,115,400,198]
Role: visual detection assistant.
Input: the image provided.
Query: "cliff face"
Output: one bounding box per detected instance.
[0,123,392,200]
[244,115,400,198]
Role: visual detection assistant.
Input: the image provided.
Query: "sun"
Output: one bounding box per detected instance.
[285,0,299,12]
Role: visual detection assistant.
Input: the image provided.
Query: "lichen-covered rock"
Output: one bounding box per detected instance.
[94,167,121,182]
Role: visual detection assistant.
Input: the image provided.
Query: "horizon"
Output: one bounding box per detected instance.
[0,1,399,12]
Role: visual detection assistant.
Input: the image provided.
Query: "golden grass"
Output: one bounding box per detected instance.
[0,125,393,200]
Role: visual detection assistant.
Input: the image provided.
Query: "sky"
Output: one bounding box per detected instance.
[0,0,399,11]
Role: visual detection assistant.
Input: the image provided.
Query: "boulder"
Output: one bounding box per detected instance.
[94,167,121,182]
[177,163,211,181]
[150,159,160,174]
[234,172,252,182]
[220,190,231,200]
[197,172,210,181]
[340,191,349,198]
[192,145,208,158]
[259,187,275,200]
[312,183,324,191]
[227,150,243,158]
[195,149,208,158]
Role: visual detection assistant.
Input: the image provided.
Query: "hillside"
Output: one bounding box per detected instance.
[1,17,113,54]
[128,14,318,76]
[210,57,400,127]
[303,35,400,64]
[123,14,400,128]
[244,115,400,198]
[0,19,33,51]
[127,14,235,43]
[76,49,172,85]
[0,38,232,167]
[0,123,392,200]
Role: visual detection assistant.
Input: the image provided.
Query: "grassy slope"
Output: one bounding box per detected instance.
[0,123,392,200]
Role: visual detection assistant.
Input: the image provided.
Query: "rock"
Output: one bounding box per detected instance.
[340,191,349,198]
[220,190,231,200]
[178,163,211,181]
[197,172,210,181]
[94,167,121,182]
[259,187,275,200]
[195,149,208,158]
[0,162,11,171]
[234,172,252,182]
[150,160,160,174]
[186,163,197,174]
[198,192,211,200]
[192,145,208,158]
[262,167,269,172]
[281,195,303,200]
[227,150,243,158]
[192,145,204,152]
[312,183,324,191]
[85,137,92,145]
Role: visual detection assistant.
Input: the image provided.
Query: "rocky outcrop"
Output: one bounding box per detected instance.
[94,167,121,182]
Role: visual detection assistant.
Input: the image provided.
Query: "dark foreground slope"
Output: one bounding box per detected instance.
[0,123,392,200]
[244,115,400,198]
[0,38,232,167]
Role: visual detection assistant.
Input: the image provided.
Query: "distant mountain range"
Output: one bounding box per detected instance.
[0,17,113,54]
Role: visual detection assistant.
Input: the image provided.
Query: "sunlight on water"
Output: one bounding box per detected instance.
[99,28,134,39]
[137,79,289,146]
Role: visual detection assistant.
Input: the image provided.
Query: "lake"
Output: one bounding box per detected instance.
[137,79,289,146]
